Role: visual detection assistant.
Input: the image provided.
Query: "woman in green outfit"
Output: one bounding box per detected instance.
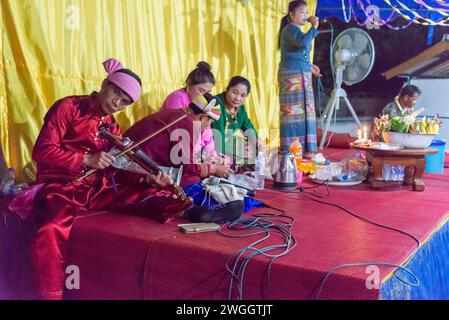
[212,76,258,167]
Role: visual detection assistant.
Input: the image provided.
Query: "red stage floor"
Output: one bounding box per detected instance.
[66,165,449,300]
[3,148,448,300]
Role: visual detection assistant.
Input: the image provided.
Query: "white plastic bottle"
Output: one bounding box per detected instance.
[254,151,265,190]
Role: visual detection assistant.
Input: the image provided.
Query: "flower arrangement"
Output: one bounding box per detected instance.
[374,108,442,135]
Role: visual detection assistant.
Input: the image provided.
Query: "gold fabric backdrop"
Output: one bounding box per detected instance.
[0,0,316,181]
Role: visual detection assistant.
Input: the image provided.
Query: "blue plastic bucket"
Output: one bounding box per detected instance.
[425,139,446,174]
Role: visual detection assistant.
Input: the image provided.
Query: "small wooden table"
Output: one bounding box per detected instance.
[350,144,437,191]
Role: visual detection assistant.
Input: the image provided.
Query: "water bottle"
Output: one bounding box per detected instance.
[289,138,303,169]
[382,164,391,181]
[398,166,405,181]
[254,151,265,190]
[391,166,398,181]
[392,166,405,181]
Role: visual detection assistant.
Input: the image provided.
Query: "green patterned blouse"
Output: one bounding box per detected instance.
[211,93,258,162]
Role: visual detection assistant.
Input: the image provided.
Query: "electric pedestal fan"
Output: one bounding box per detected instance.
[319,28,375,149]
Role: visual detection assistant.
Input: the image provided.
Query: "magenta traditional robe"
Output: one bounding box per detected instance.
[161,88,217,162]
[124,109,210,187]
[31,93,191,299]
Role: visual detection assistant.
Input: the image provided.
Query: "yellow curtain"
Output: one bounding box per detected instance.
[0,0,316,181]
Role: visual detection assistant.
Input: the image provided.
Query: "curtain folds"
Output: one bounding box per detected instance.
[0,0,316,181]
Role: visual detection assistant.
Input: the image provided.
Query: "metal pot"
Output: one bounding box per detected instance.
[271,151,297,190]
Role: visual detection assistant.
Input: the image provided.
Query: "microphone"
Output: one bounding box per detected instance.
[307,17,327,23]
[208,176,255,197]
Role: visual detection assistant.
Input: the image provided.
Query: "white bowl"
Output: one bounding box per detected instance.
[382,132,435,149]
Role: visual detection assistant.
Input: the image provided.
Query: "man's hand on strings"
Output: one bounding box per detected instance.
[145,171,174,187]
[211,164,234,178]
[83,151,115,169]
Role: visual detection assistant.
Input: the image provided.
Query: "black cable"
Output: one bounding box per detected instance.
[260,202,287,214]
[301,179,330,189]
[264,180,420,245]
[266,178,420,245]
[299,190,421,247]
[259,177,423,299]
[301,186,330,199]
[265,180,331,198]
[219,212,296,300]
[298,183,422,300]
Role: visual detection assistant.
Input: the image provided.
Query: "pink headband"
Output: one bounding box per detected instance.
[103,58,141,103]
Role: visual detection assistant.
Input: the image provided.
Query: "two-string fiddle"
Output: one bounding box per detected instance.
[67,118,192,204]
[99,126,191,202]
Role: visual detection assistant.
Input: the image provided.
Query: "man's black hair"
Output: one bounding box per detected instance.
[399,85,421,97]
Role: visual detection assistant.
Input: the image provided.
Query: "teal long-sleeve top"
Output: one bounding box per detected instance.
[211,93,258,157]
[279,23,319,72]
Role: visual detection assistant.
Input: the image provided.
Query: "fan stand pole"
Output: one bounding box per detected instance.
[318,65,362,149]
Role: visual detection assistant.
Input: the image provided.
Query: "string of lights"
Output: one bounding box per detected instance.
[330,0,449,28]
[342,0,353,22]
[412,0,449,13]
[354,0,414,30]
[383,0,449,26]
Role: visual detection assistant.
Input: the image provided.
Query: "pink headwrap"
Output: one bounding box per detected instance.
[103,58,141,103]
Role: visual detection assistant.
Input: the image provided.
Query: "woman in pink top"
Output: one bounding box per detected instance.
[162,62,217,163]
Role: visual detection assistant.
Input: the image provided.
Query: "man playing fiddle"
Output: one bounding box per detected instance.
[30,58,192,300]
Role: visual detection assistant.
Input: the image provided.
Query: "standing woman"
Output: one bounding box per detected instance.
[278,0,320,156]
[162,61,216,162]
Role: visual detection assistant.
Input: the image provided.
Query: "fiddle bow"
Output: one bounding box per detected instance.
[67,114,191,203]
[99,127,190,201]
[99,126,190,202]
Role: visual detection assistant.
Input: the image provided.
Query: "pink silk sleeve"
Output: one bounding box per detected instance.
[161,90,190,111]
[198,127,217,161]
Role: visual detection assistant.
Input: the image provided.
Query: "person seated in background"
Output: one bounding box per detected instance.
[125,93,234,187]
[161,61,217,163]
[29,59,192,300]
[211,76,259,168]
[382,84,422,118]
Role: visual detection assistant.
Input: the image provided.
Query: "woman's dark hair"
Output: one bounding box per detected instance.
[226,76,251,94]
[278,0,307,49]
[186,61,215,86]
[116,68,142,86]
[399,84,421,97]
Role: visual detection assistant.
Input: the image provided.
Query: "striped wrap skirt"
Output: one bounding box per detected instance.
[278,69,317,153]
